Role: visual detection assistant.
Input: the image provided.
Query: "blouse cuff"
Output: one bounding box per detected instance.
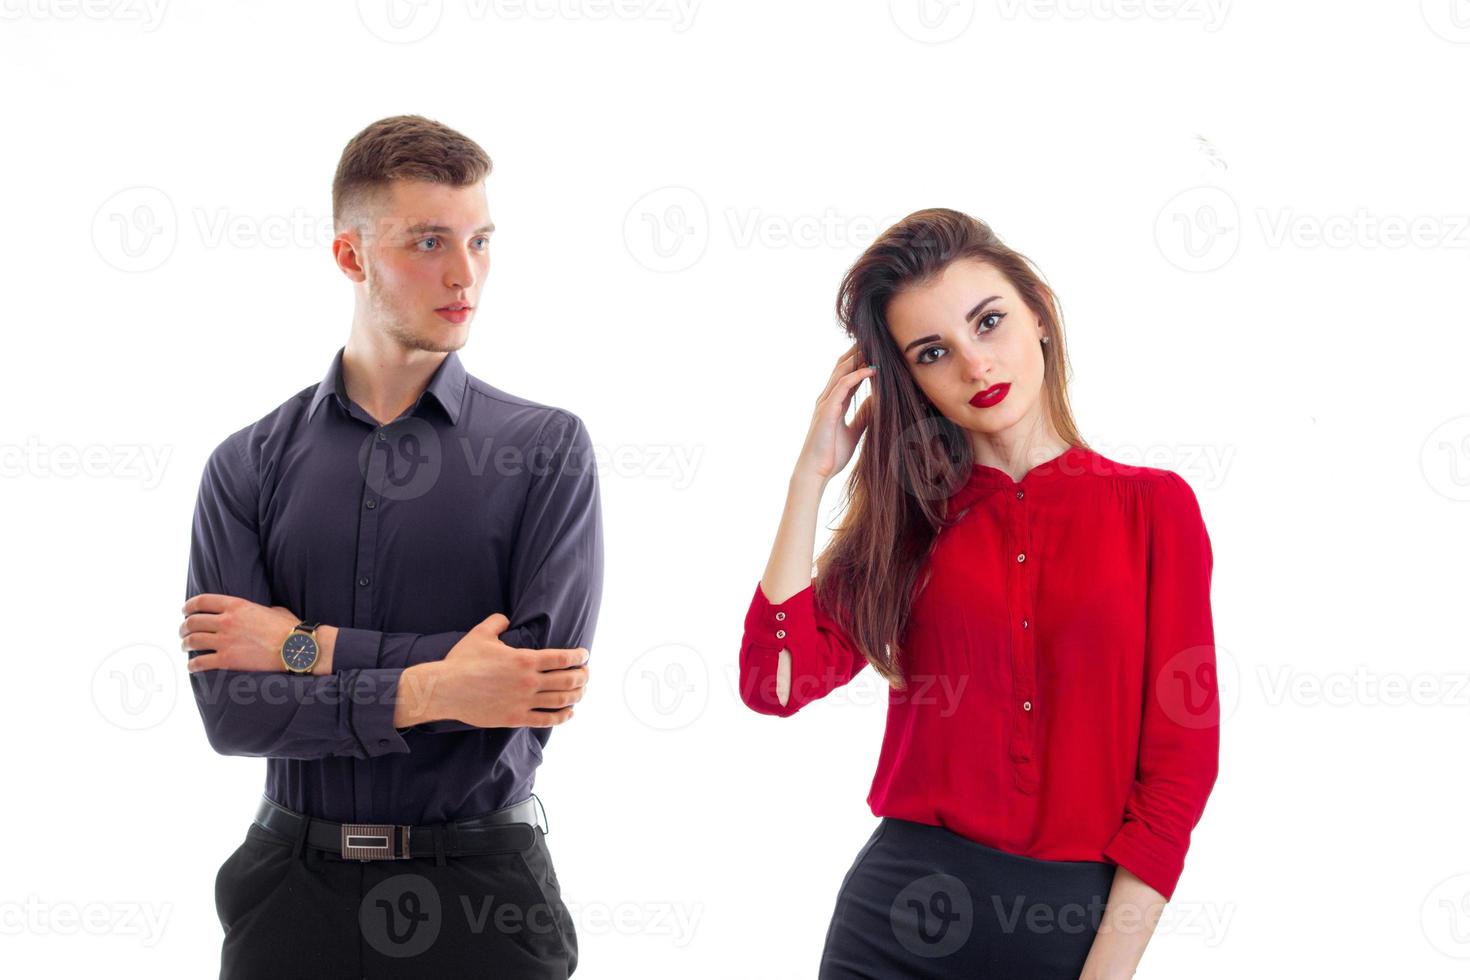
[1100,822,1186,901]
[738,580,814,716]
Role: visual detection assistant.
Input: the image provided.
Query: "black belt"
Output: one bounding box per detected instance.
[253,793,547,861]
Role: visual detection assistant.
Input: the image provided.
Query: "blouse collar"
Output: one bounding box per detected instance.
[945,444,1093,518]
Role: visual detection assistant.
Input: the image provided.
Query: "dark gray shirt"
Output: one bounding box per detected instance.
[184,346,603,824]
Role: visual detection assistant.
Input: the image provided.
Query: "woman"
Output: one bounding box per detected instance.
[738,208,1219,979]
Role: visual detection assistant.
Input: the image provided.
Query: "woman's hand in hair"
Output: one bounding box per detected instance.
[796,343,876,484]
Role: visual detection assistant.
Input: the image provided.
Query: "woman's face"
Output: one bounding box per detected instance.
[884,258,1050,446]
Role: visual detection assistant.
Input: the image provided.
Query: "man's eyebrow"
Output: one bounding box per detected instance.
[901,295,1004,353]
[404,222,496,235]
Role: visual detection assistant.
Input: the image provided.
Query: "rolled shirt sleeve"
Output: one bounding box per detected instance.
[185,431,412,759]
[739,578,869,717]
[1100,471,1221,900]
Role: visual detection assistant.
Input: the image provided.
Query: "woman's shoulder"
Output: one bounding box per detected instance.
[1073,446,1205,521]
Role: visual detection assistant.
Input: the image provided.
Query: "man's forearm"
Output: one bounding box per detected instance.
[392,661,453,728]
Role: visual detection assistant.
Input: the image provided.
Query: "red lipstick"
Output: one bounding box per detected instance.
[970,383,1010,408]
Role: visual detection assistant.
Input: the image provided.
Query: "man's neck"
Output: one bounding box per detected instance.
[340,332,447,426]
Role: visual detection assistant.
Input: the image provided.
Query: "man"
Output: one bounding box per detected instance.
[179,114,603,979]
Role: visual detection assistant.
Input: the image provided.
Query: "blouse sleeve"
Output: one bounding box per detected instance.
[738,579,869,717]
[1100,471,1221,900]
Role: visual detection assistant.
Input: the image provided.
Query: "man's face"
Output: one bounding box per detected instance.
[341,178,493,353]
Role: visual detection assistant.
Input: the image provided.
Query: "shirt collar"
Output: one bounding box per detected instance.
[945,444,1092,518]
[306,346,468,426]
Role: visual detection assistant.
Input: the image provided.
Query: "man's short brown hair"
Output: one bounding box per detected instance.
[332,114,493,232]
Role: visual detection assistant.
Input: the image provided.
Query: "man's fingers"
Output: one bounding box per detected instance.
[523,707,574,727]
[186,653,219,673]
[536,666,588,692]
[473,612,511,637]
[534,647,588,670]
[178,613,220,639]
[181,593,232,617]
[531,689,584,710]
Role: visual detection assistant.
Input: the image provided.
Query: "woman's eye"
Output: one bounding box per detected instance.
[914,313,1006,365]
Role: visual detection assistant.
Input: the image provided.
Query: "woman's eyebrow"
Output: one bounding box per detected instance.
[901,295,1004,353]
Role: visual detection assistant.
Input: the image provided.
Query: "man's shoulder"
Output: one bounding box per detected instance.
[462,374,589,445]
[205,385,314,473]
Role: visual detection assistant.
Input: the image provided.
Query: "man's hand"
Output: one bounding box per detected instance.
[180,594,299,674]
[437,612,590,728]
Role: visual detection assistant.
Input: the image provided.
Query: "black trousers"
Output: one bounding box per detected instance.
[818,818,1116,979]
[215,816,577,979]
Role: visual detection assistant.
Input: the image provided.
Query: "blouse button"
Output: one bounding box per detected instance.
[1017,553,1026,563]
[1022,618,1029,629]
[1023,700,1032,711]
[1015,489,1024,500]
[776,629,786,639]
[775,612,786,621]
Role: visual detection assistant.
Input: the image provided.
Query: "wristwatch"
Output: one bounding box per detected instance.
[280,621,322,674]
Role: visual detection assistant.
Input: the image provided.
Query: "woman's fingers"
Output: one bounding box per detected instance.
[817,344,865,403]
[824,365,876,417]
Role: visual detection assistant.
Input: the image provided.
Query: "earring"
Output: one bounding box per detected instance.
[1040,336,1050,345]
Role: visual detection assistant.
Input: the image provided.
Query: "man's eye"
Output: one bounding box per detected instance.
[417,237,439,250]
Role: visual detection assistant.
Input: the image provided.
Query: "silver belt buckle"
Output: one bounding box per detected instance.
[340,823,411,860]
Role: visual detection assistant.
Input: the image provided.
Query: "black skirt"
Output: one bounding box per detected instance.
[819,818,1116,979]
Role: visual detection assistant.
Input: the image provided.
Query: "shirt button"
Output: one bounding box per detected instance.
[775,611,786,621]
[1017,553,1026,563]
[365,498,376,510]
[378,738,389,746]
[358,576,371,587]
[775,629,786,639]
[1023,700,1032,711]
[376,431,386,442]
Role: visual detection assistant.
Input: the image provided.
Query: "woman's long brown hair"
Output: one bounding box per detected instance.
[815,207,1087,688]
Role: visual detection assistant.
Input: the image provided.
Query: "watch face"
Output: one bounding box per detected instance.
[282,632,318,671]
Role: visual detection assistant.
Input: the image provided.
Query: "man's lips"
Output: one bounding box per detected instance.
[435,304,472,323]
[970,383,1010,408]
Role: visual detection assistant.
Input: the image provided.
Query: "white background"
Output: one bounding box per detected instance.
[3,1,1469,976]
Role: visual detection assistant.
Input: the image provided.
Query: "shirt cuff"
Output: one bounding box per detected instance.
[350,669,412,757]
[333,627,382,673]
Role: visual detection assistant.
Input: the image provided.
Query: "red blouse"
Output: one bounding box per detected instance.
[738,445,1219,901]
